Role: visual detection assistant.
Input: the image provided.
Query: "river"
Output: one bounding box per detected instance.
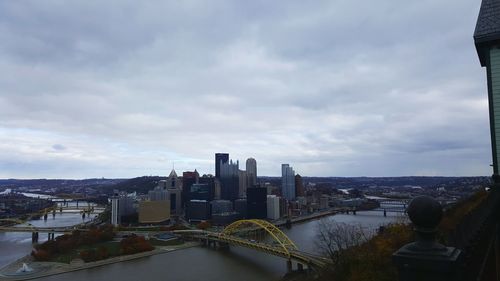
[0,208,403,281]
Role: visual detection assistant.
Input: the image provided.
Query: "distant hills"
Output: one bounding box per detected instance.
[0,176,490,196]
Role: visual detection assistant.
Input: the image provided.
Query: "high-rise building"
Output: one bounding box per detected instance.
[110,192,135,226]
[281,164,296,200]
[186,200,210,222]
[167,169,182,189]
[247,187,267,219]
[238,169,247,198]
[182,170,199,207]
[167,188,181,215]
[215,153,229,179]
[246,158,257,188]
[267,195,280,220]
[190,183,211,201]
[220,159,239,201]
[148,186,169,201]
[211,200,233,215]
[214,178,221,200]
[165,169,182,215]
[295,174,305,197]
[234,198,247,218]
[199,175,216,201]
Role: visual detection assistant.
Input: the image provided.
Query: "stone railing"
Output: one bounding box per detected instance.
[393,190,500,281]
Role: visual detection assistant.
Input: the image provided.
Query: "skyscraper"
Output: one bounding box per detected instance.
[238,169,247,198]
[295,174,305,197]
[281,164,296,200]
[215,153,229,179]
[246,158,257,188]
[182,170,199,207]
[220,159,239,201]
[247,187,267,219]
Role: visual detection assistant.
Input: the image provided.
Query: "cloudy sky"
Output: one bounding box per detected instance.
[0,0,491,178]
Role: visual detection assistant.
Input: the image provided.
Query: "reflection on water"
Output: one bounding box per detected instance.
[2,210,403,281]
[0,209,98,269]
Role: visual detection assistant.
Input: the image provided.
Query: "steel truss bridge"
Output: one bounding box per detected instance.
[174,219,330,270]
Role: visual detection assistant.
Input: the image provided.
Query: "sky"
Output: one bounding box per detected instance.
[0,0,492,178]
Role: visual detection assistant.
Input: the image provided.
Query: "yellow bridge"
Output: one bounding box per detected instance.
[174,219,330,271]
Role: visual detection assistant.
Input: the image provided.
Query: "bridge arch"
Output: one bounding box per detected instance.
[221,219,298,257]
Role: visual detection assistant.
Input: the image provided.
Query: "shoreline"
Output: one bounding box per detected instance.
[0,241,200,281]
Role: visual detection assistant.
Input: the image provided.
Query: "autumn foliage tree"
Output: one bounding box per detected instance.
[119,234,154,255]
[31,224,116,262]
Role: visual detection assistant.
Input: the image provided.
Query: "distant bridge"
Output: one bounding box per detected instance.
[174,219,330,271]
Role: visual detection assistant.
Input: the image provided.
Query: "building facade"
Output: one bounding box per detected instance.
[266,195,280,220]
[247,187,267,219]
[215,153,229,179]
[474,0,500,181]
[281,164,296,200]
[110,192,135,226]
[182,170,199,207]
[220,159,240,201]
[246,158,257,188]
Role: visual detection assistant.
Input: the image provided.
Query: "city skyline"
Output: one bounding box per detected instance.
[0,1,491,179]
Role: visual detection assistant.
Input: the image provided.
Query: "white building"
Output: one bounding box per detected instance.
[281,164,295,200]
[267,195,280,220]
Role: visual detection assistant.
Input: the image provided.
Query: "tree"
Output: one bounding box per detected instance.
[315,219,368,266]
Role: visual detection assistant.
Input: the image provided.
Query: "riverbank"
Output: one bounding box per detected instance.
[0,241,200,281]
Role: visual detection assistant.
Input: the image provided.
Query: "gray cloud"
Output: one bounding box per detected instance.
[0,0,492,178]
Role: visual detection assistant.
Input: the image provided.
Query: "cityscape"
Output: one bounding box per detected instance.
[1,1,500,281]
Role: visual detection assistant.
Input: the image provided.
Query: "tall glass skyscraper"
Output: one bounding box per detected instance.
[215,153,229,179]
[281,164,295,200]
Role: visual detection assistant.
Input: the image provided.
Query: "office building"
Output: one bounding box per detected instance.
[234,198,247,218]
[220,160,239,201]
[238,169,247,198]
[247,187,267,219]
[281,164,296,200]
[211,200,233,215]
[186,200,210,222]
[295,174,305,197]
[165,169,182,215]
[110,192,135,226]
[246,158,257,188]
[212,212,239,225]
[199,175,216,201]
[214,178,221,200]
[138,200,170,224]
[279,197,288,218]
[267,195,280,220]
[148,186,169,201]
[182,170,199,207]
[190,183,211,201]
[167,187,182,215]
[167,169,182,189]
[215,153,229,179]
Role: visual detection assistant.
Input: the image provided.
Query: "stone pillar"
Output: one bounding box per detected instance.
[393,196,461,281]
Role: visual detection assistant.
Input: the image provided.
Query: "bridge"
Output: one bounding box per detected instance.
[174,219,330,272]
[0,221,89,243]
